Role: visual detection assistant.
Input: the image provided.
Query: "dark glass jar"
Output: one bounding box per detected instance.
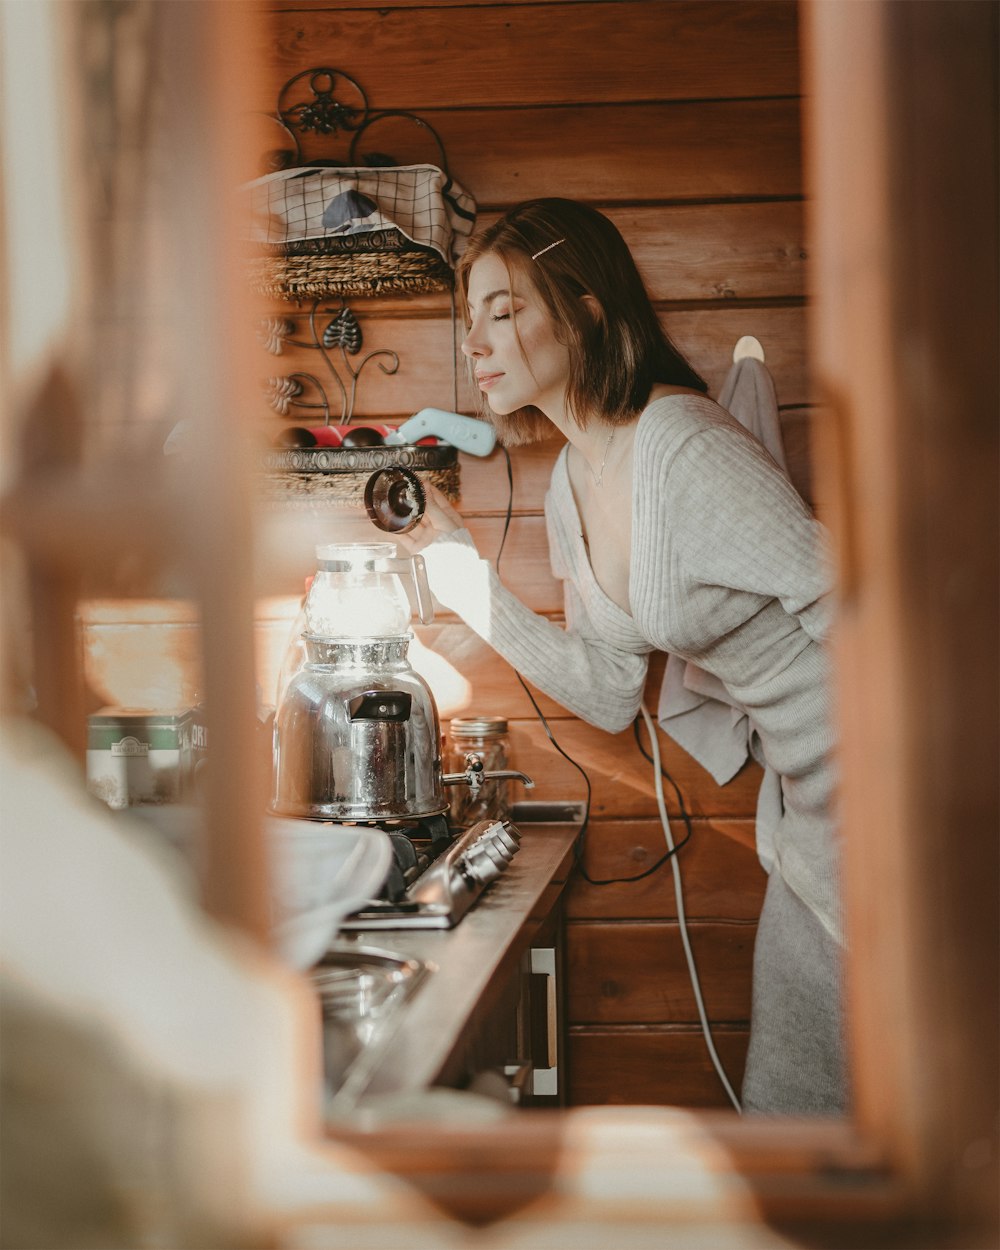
[446,716,511,827]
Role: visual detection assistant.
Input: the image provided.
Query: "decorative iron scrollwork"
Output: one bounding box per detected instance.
[278,68,368,146]
[269,66,448,172]
[257,300,399,425]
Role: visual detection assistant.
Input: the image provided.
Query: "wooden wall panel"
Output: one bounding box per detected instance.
[243,97,800,208]
[565,818,767,921]
[242,97,800,217]
[566,920,756,1023]
[506,720,762,819]
[775,404,817,507]
[568,1027,750,1108]
[256,2,800,111]
[457,438,564,517]
[665,306,809,405]
[402,101,801,207]
[478,202,807,303]
[93,603,731,733]
[79,603,203,710]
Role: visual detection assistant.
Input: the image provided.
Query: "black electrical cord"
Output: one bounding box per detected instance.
[494,445,693,886]
[496,444,515,569]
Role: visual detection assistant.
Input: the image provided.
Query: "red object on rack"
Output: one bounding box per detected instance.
[310,424,439,447]
[274,424,441,449]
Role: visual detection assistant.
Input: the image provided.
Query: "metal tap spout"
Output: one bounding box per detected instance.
[441,754,534,796]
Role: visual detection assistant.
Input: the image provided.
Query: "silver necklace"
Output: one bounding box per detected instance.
[589,427,616,487]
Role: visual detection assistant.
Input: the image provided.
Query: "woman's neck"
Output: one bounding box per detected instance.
[542,400,619,481]
[549,382,694,484]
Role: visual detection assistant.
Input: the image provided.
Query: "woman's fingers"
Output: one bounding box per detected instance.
[423,483,464,528]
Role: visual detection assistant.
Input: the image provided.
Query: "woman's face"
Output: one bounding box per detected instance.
[461,251,571,418]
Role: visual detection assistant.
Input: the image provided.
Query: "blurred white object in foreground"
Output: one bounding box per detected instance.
[0,718,464,1249]
[267,816,392,971]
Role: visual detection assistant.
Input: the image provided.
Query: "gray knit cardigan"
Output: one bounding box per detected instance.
[419,394,840,938]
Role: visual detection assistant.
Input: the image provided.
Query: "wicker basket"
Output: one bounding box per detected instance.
[244,165,474,302]
[247,246,453,301]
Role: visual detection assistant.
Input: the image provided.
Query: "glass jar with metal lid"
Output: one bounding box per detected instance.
[446,716,511,827]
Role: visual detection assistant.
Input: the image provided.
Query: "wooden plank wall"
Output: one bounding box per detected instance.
[83,0,807,1109]
[255,0,807,1108]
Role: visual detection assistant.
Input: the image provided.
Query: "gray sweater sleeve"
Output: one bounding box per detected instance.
[418,527,650,734]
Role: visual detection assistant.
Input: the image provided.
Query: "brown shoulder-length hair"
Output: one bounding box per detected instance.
[456,198,707,445]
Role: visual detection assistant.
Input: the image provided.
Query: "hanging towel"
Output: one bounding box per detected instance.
[657,354,790,871]
[717,351,789,476]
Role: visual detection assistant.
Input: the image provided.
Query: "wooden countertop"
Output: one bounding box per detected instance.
[332,818,579,1099]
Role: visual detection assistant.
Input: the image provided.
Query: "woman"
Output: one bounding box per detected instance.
[399,198,846,1115]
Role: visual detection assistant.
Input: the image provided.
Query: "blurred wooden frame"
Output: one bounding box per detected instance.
[1,1,995,1245]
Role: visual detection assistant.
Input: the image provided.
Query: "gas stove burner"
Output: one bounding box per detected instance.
[377,813,451,901]
[340,817,523,930]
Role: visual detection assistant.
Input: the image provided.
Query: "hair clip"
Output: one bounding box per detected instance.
[531,238,566,261]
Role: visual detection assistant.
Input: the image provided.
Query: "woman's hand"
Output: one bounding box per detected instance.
[394,482,465,553]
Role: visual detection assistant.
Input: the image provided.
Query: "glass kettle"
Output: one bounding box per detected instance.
[305,542,433,639]
[276,542,433,706]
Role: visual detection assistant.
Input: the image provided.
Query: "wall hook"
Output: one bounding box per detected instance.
[733,335,766,363]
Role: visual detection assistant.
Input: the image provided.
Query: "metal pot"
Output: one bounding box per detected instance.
[271,633,533,823]
[272,635,446,821]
